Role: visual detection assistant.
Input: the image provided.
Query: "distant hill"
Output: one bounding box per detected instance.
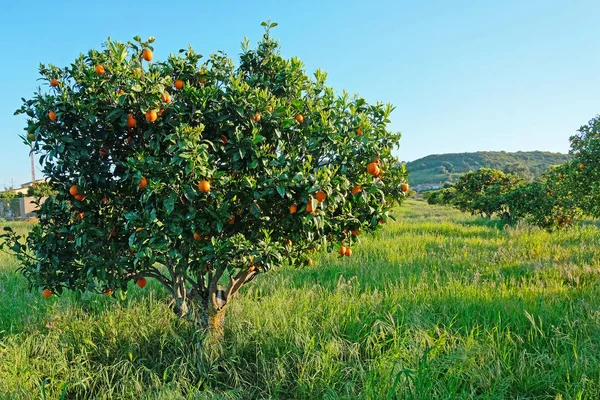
[406,151,570,186]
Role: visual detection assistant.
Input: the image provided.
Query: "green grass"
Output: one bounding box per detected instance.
[1,200,600,399]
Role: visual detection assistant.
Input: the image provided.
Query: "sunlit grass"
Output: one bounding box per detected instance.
[0,200,599,399]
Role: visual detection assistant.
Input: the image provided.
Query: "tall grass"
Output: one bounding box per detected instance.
[0,200,599,399]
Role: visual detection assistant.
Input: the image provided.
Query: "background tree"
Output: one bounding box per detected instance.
[452,168,523,218]
[502,162,533,182]
[26,181,56,198]
[1,24,408,340]
[568,115,600,216]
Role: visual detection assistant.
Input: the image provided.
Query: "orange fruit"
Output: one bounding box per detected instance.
[136,277,147,288]
[315,190,327,203]
[118,89,125,95]
[357,128,363,135]
[127,115,137,128]
[174,80,184,90]
[145,110,158,122]
[74,194,86,201]
[198,180,210,193]
[367,162,380,176]
[50,78,59,87]
[48,110,57,121]
[101,197,109,205]
[289,204,297,214]
[351,229,360,236]
[401,183,409,193]
[221,135,228,145]
[306,200,315,213]
[142,49,153,62]
[579,163,585,169]
[193,232,201,241]
[42,289,53,298]
[161,93,171,104]
[252,112,262,122]
[351,186,361,195]
[378,218,385,225]
[295,114,304,123]
[139,176,148,189]
[77,212,84,221]
[345,248,352,257]
[199,76,207,84]
[103,288,113,296]
[339,246,347,255]
[69,185,79,196]
[95,65,105,75]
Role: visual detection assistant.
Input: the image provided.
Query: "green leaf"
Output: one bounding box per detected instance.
[251,203,261,219]
[276,186,286,198]
[163,196,175,215]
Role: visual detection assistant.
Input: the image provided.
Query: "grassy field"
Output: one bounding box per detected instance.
[1,200,600,399]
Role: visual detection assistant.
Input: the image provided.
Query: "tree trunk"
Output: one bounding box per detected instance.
[172,291,227,346]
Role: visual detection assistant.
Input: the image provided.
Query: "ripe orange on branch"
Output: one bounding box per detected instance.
[338,246,347,255]
[161,93,171,104]
[198,180,211,193]
[42,289,53,298]
[295,114,304,123]
[145,110,158,122]
[127,115,137,128]
[139,176,148,189]
[48,110,57,121]
[95,65,105,75]
[69,185,80,196]
[289,204,297,214]
[351,186,361,195]
[142,49,153,61]
[305,200,315,213]
[367,162,380,176]
[315,190,327,203]
[401,183,409,193]
[50,78,59,87]
[174,80,184,90]
[136,278,147,288]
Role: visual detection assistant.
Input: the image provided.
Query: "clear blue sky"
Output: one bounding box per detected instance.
[1,0,599,188]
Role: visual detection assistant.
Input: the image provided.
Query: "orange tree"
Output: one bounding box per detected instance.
[451,168,523,219]
[1,24,407,335]
[568,115,600,216]
[503,165,582,230]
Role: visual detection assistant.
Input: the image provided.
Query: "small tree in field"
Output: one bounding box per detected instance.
[1,24,407,338]
[452,168,523,219]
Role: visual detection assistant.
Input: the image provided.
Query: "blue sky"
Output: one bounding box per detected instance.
[1,0,598,188]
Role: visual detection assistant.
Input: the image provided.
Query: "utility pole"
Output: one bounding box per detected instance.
[31,152,35,183]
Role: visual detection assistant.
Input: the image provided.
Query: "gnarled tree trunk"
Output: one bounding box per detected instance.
[169,266,257,346]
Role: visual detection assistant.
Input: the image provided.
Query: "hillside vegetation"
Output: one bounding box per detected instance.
[406,151,570,185]
[1,200,599,399]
